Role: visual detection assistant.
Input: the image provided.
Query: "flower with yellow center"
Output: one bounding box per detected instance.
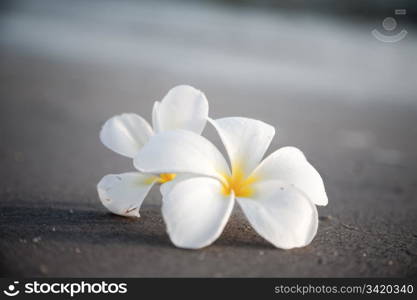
[135,117,328,249]
[221,166,257,197]
[97,85,209,218]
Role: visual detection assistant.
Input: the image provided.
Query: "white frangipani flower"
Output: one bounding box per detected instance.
[97,85,208,218]
[134,117,328,249]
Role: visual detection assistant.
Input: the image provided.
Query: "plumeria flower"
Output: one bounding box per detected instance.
[133,117,328,249]
[97,85,208,218]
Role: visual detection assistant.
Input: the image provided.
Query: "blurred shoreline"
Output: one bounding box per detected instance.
[1,0,416,105]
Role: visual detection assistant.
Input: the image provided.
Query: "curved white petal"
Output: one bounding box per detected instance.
[155,85,209,134]
[209,117,275,176]
[237,180,318,249]
[152,101,161,133]
[162,176,234,249]
[252,147,328,206]
[159,173,195,197]
[134,130,230,181]
[97,172,156,217]
[100,113,153,158]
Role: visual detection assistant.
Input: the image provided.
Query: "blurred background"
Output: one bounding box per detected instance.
[1,0,417,277]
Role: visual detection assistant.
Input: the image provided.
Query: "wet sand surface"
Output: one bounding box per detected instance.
[1,0,417,277]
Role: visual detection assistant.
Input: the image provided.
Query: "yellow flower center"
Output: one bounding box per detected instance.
[157,173,177,184]
[221,165,257,198]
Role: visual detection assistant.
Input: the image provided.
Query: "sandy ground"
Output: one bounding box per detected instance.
[1,0,417,277]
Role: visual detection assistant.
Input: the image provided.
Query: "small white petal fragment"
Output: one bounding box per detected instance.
[237,180,318,249]
[152,101,161,133]
[156,85,209,134]
[100,113,153,158]
[97,172,156,217]
[134,130,230,181]
[209,117,275,176]
[252,147,328,206]
[162,176,234,249]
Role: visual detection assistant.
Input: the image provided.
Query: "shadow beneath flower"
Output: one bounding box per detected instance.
[215,214,279,250]
[0,201,172,248]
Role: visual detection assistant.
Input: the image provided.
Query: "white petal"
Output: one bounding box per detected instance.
[134,130,230,181]
[162,176,234,249]
[252,147,328,206]
[100,113,153,158]
[97,172,156,217]
[159,173,195,197]
[237,180,318,249]
[152,101,161,133]
[156,85,209,134]
[209,117,275,176]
